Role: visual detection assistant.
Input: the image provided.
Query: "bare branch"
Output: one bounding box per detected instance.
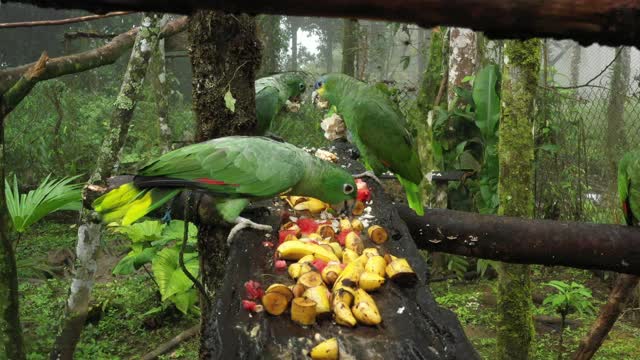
[0,11,134,28]
[396,205,640,276]
[0,16,187,99]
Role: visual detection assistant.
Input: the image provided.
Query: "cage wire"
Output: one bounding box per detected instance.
[379,39,639,225]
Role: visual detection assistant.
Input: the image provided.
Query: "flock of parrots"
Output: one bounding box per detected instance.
[93,72,640,240]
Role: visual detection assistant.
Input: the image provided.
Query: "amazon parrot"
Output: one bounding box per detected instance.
[618,149,640,226]
[313,73,424,215]
[255,72,307,135]
[93,136,357,243]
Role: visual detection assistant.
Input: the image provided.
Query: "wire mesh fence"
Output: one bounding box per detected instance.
[387,40,640,224]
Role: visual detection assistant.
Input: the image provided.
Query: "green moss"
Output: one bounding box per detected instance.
[496,39,541,360]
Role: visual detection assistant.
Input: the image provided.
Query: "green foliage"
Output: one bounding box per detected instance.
[445,254,469,279]
[270,101,329,148]
[542,280,595,318]
[111,219,199,315]
[5,174,82,233]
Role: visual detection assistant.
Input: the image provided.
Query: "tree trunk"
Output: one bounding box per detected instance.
[326,27,334,73]
[447,28,476,107]
[569,42,582,87]
[415,27,445,203]
[51,14,162,360]
[605,47,630,206]
[573,274,640,360]
[495,38,540,360]
[257,15,283,76]
[0,113,25,360]
[356,24,368,79]
[290,19,299,71]
[187,10,261,358]
[150,15,172,154]
[189,11,260,142]
[341,18,357,76]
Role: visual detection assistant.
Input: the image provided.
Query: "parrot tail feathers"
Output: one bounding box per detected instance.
[92,183,181,226]
[397,175,424,216]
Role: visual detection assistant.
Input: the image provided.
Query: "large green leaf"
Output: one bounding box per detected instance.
[5,174,82,233]
[112,247,157,275]
[472,65,501,140]
[152,247,199,301]
[170,289,198,315]
[157,220,198,246]
[114,220,165,243]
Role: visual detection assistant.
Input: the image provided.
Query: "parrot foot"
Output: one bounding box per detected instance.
[227,216,273,246]
[353,171,383,186]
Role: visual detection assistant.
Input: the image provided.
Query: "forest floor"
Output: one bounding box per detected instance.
[16,219,640,359]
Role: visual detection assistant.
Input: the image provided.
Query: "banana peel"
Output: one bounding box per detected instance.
[332,288,356,327]
[342,248,359,264]
[367,225,388,244]
[321,263,343,285]
[265,283,294,302]
[317,224,335,241]
[310,337,339,360]
[298,271,324,289]
[344,232,364,254]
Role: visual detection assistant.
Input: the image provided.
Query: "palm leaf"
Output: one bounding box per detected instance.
[5,174,83,233]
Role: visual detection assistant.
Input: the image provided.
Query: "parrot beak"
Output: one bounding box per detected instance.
[331,199,356,216]
[311,88,329,110]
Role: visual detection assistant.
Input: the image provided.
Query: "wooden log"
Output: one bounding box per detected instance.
[203,141,479,359]
[9,0,640,49]
[0,11,133,28]
[396,206,640,275]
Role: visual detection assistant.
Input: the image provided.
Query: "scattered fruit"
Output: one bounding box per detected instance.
[294,198,330,213]
[242,300,258,312]
[341,248,359,264]
[274,259,287,270]
[367,225,388,244]
[355,179,371,202]
[352,200,365,216]
[317,224,335,240]
[365,256,386,278]
[279,230,298,244]
[344,232,364,254]
[385,257,418,286]
[298,271,324,289]
[265,283,294,302]
[277,240,339,263]
[351,289,382,325]
[362,248,380,258]
[298,218,320,234]
[351,219,364,232]
[359,271,385,292]
[303,286,332,318]
[262,292,289,315]
[244,280,264,300]
[291,297,317,325]
[321,263,343,285]
[310,337,339,360]
[339,218,352,232]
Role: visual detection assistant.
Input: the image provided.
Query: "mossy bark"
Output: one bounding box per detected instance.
[415,27,445,202]
[496,38,540,360]
[188,10,261,141]
[341,19,357,77]
[149,15,172,154]
[187,10,261,358]
[0,115,25,360]
[90,13,162,184]
[52,14,162,360]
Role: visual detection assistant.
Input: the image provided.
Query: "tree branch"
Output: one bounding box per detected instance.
[0,51,48,120]
[140,325,199,360]
[63,31,118,40]
[0,11,134,28]
[0,16,188,95]
[396,205,640,276]
[8,0,640,49]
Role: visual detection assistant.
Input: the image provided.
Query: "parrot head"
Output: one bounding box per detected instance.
[312,74,333,109]
[300,161,357,211]
[280,72,307,102]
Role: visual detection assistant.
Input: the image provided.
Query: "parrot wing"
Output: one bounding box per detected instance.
[138,137,305,198]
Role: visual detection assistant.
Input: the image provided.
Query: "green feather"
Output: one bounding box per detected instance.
[255,72,307,135]
[619,150,640,226]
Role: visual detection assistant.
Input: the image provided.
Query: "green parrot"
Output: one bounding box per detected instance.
[313,73,424,215]
[618,150,640,226]
[255,72,307,135]
[93,136,357,243]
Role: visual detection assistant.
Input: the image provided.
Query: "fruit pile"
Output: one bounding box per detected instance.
[240,178,417,359]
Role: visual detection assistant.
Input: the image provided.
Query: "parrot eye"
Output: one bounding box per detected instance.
[343,184,354,194]
[299,83,305,91]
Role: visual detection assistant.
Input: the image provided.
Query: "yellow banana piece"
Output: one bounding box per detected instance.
[277,240,339,263]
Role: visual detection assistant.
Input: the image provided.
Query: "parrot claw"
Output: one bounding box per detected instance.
[353,171,383,186]
[227,216,273,246]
